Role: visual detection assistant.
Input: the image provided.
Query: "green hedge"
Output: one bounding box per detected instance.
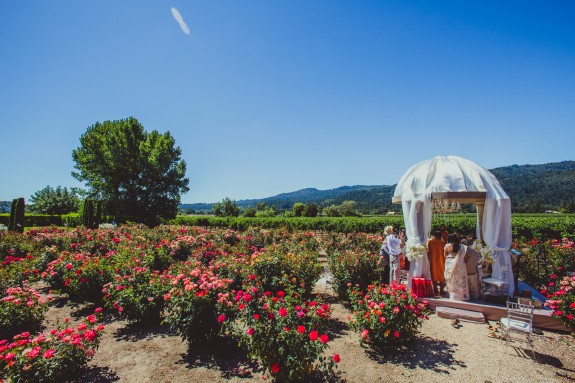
[2,212,574,241]
[170,214,575,241]
[0,213,81,228]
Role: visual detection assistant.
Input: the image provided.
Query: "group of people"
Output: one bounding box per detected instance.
[379,224,481,301]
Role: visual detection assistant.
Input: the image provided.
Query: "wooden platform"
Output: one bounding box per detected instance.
[436,306,485,323]
[419,296,572,332]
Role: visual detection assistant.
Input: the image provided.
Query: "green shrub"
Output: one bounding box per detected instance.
[324,233,386,302]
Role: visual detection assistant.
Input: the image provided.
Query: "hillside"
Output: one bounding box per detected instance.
[181,160,575,214]
[490,160,575,212]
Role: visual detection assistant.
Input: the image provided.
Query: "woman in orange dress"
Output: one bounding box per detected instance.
[427,230,445,296]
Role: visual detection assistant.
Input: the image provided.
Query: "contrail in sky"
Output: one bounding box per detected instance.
[171,7,190,35]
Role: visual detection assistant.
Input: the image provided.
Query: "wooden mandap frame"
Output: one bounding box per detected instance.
[392,191,487,242]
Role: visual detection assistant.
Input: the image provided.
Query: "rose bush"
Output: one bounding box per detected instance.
[42,252,116,303]
[227,279,338,382]
[514,237,575,290]
[247,248,323,298]
[349,282,430,350]
[0,285,49,339]
[0,309,104,383]
[103,267,170,323]
[542,274,575,331]
[162,262,234,345]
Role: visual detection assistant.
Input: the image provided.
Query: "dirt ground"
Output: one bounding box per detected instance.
[37,277,575,383]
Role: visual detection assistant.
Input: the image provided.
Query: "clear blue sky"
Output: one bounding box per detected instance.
[1,1,574,203]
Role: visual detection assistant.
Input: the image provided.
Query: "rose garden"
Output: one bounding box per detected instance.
[0,222,574,382]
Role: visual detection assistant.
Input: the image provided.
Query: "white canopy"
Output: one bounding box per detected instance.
[393,155,514,296]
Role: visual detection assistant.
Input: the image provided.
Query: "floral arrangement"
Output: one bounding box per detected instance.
[348,282,430,350]
[472,241,494,264]
[405,242,426,262]
[226,279,338,382]
[0,285,49,339]
[0,309,104,383]
[542,274,575,331]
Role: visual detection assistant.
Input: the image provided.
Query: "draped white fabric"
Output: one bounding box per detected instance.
[393,156,514,296]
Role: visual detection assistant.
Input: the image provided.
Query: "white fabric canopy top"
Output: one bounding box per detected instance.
[393,155,514,296]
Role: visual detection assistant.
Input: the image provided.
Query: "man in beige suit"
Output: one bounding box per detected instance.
[462,239,480,299]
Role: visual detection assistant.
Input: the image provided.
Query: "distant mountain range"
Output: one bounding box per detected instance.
[181,160,575,214]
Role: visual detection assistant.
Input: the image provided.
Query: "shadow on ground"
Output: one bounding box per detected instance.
[509,346,575,381]
[325,317,349,342]
[178,336,261,379]
[366,336,465,375]
[77,366,120,383]
[114,321,173,342]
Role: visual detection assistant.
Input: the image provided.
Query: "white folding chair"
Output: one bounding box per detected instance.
[500,300,536,357]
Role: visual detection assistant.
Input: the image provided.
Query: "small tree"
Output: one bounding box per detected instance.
[304,203,318,217]
[242,207,257,217]
[212,198,240,217]
[29,186,80,215]
[255,207,276,217]
[292,202,305,217]
[338,200,360,217]
[0,201,10,214]
[323,205,341,217]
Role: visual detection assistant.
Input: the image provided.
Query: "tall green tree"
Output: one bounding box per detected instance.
[29,186,80,215]
[72,117,189,226]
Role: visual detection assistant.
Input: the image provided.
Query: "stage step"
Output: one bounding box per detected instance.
[436,306,486,323]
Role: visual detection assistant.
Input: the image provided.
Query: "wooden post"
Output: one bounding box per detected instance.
[475,201,485,242]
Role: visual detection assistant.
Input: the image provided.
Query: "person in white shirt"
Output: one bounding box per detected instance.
[384,225,405,284]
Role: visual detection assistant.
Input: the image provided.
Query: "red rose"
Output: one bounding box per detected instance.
[333,354,340,363]
[309,330,319,341]
[278,307,287,317]
[271,363,280,373]
[217,314,226,323]
[247,327,254,336]
[297,325,305,334]
[320,334,329,344]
